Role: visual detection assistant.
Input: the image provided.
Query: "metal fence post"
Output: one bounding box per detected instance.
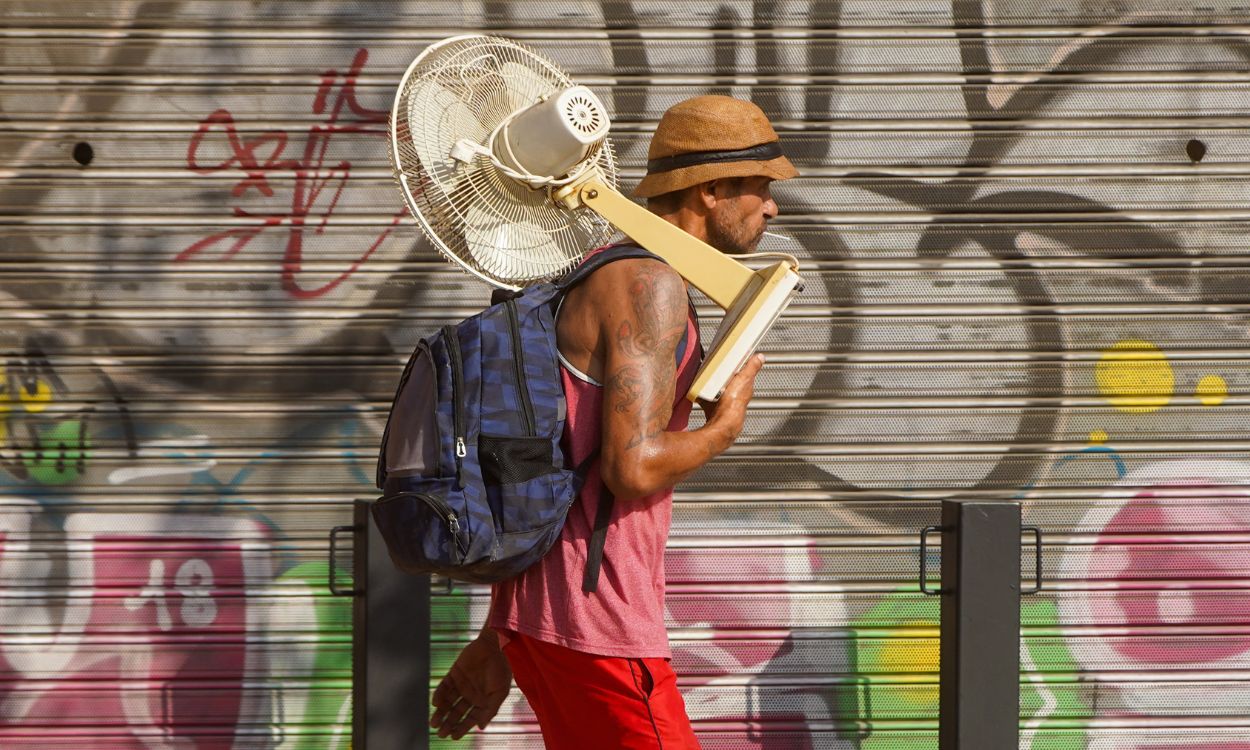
[348,499,431,750]
[922,498,1023,750]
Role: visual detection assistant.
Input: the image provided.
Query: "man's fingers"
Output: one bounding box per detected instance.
[473,697,502,729]
[740,353,765,383]
[698,354,766,412]
[721,353,765,401]
[430,676,467,730]
[430,704,454,728]
[434,697,488,739]
[431,675,459,709]
[433,697,467,737]
[446,703,494,740]
[727,353,765,389]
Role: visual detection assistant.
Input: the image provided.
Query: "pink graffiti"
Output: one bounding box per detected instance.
[181,48,406,300]
[666,547,812,669]
[0,514,271,748]
[662,544,828,748]
[1089,484,1250,664]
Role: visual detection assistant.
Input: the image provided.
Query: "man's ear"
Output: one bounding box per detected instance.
[696,180,719,210]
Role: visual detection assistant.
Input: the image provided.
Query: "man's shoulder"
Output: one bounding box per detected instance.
[583,249,674,277]
[579,254,684,306]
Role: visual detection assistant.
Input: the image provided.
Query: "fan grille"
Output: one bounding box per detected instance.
[389,35,619,289]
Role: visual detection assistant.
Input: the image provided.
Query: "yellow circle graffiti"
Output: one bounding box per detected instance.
[1095,340,1174,414]
[876,621,940,707]
[1195,374,1228,407]
[19,378,53,413]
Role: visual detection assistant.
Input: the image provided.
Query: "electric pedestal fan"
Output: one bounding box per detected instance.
[389,34,802,401]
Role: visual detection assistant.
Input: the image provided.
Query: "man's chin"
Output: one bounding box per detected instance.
[727,236,763,256]
[707,225,760,255]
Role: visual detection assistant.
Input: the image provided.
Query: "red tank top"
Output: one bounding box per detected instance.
[488,272,702,658]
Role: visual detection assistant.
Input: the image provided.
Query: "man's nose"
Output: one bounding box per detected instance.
[763,197,779,220]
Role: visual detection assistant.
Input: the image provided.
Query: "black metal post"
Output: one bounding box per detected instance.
[935,499,1022,750]
[351,499,431,750]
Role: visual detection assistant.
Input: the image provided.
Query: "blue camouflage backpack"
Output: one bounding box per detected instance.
[372,245,661,589]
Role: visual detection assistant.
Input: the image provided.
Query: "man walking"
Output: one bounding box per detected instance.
[429,95,798,748]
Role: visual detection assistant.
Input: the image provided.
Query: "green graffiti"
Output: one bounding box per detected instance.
[274,561,353,750]
[21,419,90,485]
[1017,599,1090,750]
[841,589,1090,749]
[429,587,475,748]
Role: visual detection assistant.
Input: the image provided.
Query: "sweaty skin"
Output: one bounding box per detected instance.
[557,257,763,500]
[556,175,776,499]
[430,175,776,739]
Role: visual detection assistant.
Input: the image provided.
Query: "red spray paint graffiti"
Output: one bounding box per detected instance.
[181,48,406,300]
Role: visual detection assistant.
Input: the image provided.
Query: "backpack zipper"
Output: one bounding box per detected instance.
[503,298,537,435]
[442,326,467,487]
[388,491,464,563]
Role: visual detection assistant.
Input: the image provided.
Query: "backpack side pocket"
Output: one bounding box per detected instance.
[378,341,441,485]
[372,484,467,575]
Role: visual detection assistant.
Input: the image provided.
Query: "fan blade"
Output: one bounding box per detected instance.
[464,201,563,282]
[408,77,488,181]
[499,60,557,113]
[390,35,619,288]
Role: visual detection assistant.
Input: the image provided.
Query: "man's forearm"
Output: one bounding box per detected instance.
[601,353,762,500]
[603,416,737,499]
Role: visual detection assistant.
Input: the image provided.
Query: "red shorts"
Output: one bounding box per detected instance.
[501,630,701,750]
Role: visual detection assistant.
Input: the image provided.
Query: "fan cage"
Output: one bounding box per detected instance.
[389,35,619,290]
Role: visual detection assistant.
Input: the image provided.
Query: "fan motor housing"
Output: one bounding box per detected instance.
[497,86,610,180]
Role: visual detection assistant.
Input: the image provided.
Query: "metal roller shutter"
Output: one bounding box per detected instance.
[3,2,1249,748]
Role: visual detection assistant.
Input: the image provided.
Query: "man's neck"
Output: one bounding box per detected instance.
[651,205,709,245]
[646,206,707,292]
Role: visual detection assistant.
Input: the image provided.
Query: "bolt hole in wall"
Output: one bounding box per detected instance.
[1186,139,1206,163]
[3,1,1250,749]
[72,141,93,166]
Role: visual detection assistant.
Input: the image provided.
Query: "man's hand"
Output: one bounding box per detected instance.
[698,353,765,442]
[429,631,512,739]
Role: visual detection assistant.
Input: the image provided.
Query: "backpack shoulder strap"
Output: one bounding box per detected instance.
[555,244,663,295]
[582,483,613,593]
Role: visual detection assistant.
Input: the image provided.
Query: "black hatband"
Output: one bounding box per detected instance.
[646,142,783,175]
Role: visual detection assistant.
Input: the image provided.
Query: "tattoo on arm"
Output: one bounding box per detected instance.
[618,271,685,357]
[607,365,644,414]
[633,271,685,332]
[604,264,687,452]
[616,320,647,359]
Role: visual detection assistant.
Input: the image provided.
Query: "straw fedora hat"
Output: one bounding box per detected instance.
[632,95,799,199]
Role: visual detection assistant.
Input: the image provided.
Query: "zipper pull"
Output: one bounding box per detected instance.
[447,514,462,564]
[453,437,466,489]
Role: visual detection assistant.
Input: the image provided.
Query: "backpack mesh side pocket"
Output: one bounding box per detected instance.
[380,342,441,482]
[479,435,554,485]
